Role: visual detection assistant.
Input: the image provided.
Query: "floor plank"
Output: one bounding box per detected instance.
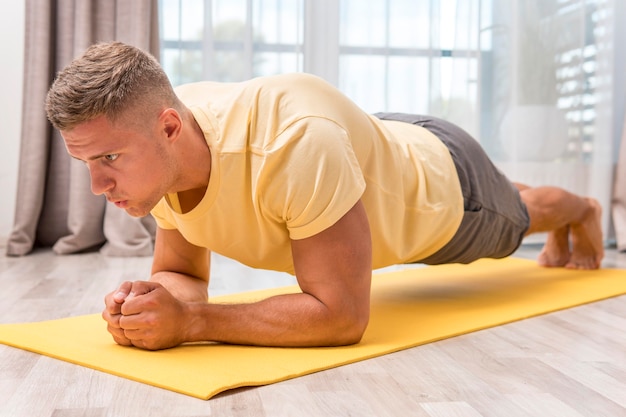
[0,245,624,417]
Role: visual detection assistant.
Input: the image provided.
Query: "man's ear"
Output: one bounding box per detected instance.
[159,108,183,143]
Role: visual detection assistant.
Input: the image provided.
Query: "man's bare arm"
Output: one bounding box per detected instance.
[113,200,372,349]
[181,200,372,347]
[102,227,210,346]
[149,227,211,303]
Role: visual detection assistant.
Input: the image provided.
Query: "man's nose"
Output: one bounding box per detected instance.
[88,165,114,196]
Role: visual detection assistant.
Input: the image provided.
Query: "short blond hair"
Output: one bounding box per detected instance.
[46,41,180,131]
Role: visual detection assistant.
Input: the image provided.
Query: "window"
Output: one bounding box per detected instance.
[337,0,481,118]
[158,0,483,130]
[160,0,304,85]
[158,0,613,160]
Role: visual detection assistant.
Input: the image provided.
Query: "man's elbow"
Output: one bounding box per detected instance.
[332,312,369,346]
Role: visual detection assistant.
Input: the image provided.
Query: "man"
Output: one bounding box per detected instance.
[46,42,604,351]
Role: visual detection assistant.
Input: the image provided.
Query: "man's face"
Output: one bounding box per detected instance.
[61,114,176,217]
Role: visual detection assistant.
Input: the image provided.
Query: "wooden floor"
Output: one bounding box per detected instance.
[0,245,625,417]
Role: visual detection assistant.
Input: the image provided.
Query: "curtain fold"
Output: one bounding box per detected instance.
[613,116,626,252]
[6,0,159,257]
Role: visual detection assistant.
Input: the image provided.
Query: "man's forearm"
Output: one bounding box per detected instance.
[150,271,208,303]
[183,292,369,347]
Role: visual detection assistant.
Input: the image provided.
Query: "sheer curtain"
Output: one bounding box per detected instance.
[485,0,622,244]
[6,0,159,257]
[336,0,480,135]
[614,115,626,251]
[159,0,480,132]
[160,0,624,244]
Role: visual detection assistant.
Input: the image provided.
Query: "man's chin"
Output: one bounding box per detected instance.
[126,210,151,218]
[121,205,151,218]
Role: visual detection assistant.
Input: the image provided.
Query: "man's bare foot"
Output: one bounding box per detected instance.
[538,226,571,267]
[565,198,604,270]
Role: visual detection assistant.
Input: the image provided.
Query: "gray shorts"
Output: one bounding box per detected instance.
[374,112,530,264]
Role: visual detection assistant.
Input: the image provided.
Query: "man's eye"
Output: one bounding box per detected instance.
[104,154,119,161]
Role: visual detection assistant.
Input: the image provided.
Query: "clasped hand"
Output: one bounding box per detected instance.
[102,281,189,350]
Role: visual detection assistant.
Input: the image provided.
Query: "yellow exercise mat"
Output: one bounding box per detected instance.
[1,258,625,400]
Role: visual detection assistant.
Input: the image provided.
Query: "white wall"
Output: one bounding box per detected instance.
[0,3,25,247]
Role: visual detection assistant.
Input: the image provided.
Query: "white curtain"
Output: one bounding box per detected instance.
[486,0,622,244]
[614,114,626,251]
[159,0,624,243]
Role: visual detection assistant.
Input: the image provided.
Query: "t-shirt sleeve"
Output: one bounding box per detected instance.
[258,117,366,240]
[150,198,178,230]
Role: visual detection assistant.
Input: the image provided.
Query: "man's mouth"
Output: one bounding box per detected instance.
[112,200,128,209]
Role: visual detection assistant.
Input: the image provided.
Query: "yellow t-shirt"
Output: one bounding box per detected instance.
[151,73,463,273]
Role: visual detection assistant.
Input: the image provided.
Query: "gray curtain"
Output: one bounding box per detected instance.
[613,115,626,252]
[6,0,159,257]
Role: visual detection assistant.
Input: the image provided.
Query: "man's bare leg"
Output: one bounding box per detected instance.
[513,183,604,269]
[537,225,571,267]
